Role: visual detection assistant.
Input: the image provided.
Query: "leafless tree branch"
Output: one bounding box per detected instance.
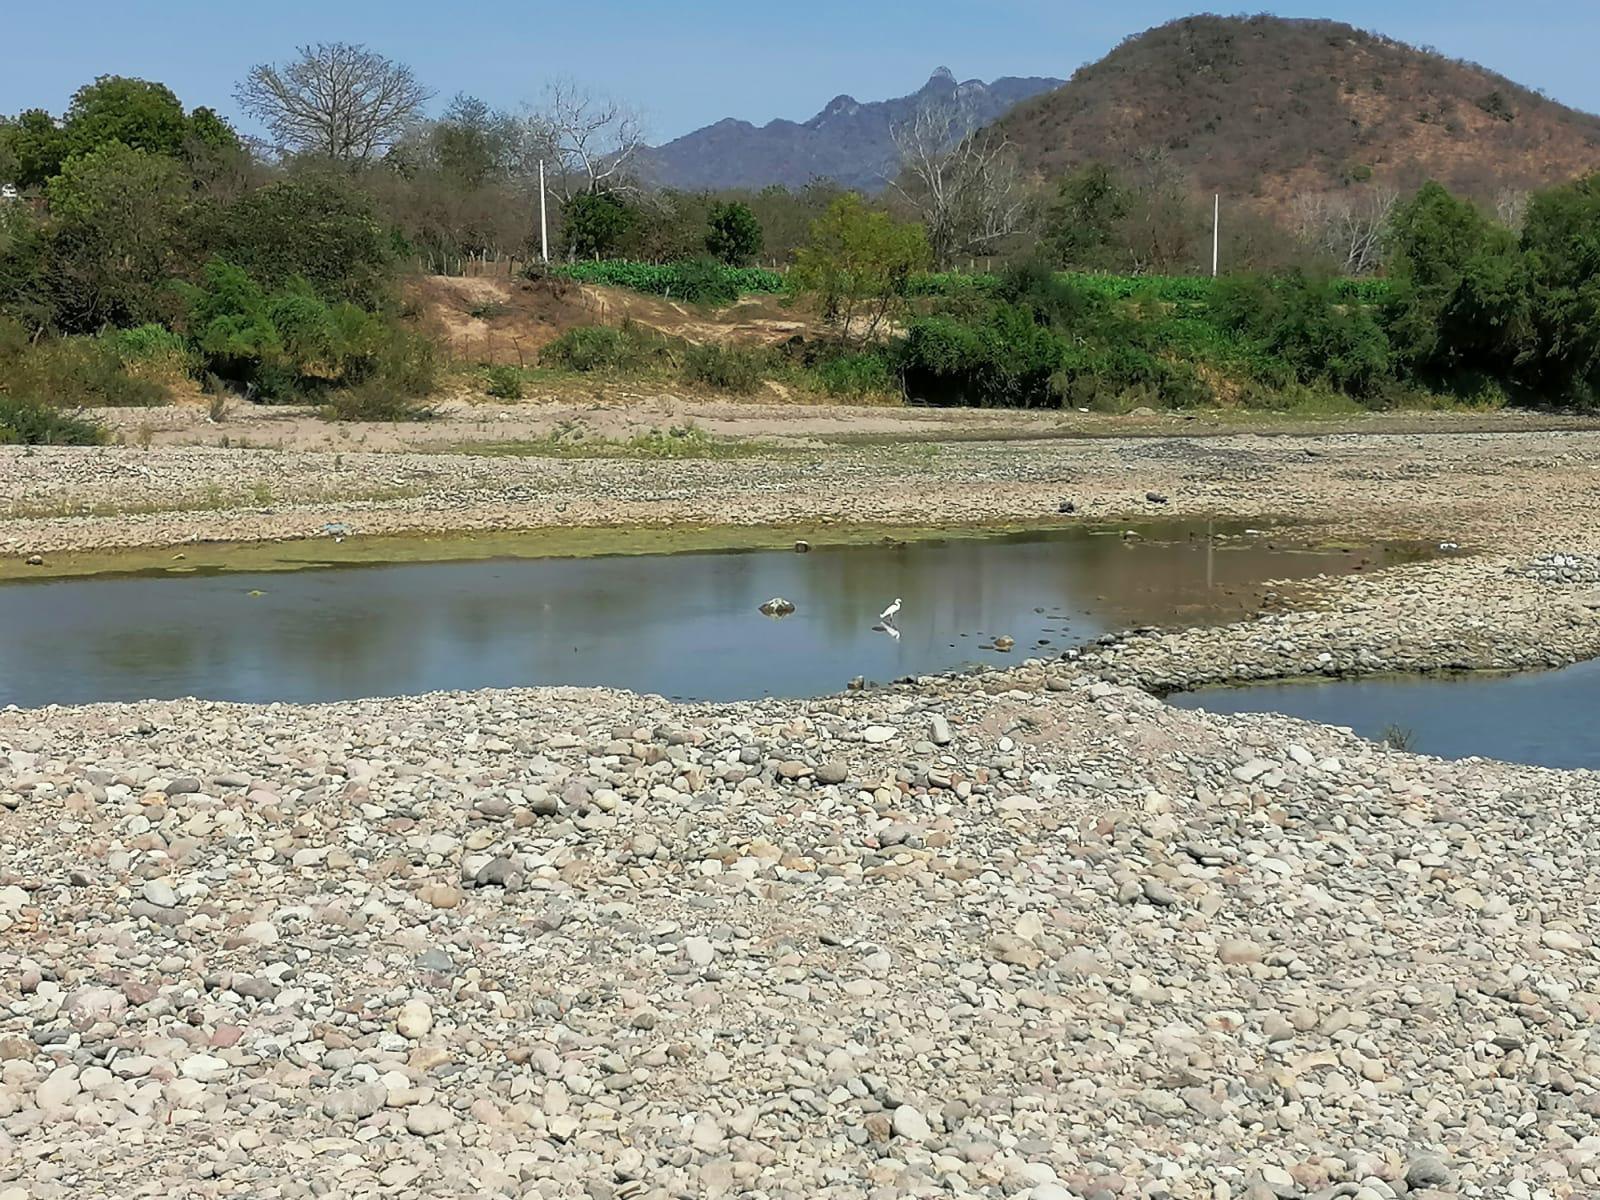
[1290,188,1398,275]
[236,43,432,164]
[517,80,646,202]
[886,105,1027,268]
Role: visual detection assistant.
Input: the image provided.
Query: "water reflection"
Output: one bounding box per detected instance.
[1169,661,1600,770]
[0,526,1423,706]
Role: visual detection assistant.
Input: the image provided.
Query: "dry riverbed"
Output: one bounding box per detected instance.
[3,407,1600,1198]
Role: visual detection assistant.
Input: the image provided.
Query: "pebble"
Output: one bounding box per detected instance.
[397,998,434,1039]
[891,1104,932,1142]
[141,879,178,909]
[2,630,1598,1197]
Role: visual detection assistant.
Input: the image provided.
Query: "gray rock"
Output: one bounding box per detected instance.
[473,856,524,889]
[816,760,849,785]
[141,879,178,909]
[891,1104,932,1141]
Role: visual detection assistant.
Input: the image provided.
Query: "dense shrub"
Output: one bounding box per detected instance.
[209,176,391,307]
[681,343,766,393]
[0,393,107,444]
[545,260,785,302]
[814,350,896,398]
[321,382,436,422]
[561,193,637,261]
[540,321,678,373]
[483,364,524,399]
[1,331,169,408]
[1211,272,1392,394]
[705,201,763,266]
[106,323,193,385]
[176,259,435,404]
[902,307,1066,407]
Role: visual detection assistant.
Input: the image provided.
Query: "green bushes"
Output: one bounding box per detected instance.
[705,201,763,266]
[905,305,1082,408]
[0,320,170,408]
[813,350,896,398]
[208,175,392,307]
[0,317,115,443]
[176,259,435,405]
[483,364,524,399]
[541,321,679,373]
[1211,273,1392,394]
[681,343,766,393]
[546,260,785,301]
[0,394,106,445]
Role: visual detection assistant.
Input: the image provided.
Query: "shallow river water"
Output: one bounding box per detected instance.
[0,524,1416,706]
[1168,661,1600,771]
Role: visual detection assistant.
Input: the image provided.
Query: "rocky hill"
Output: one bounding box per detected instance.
[990,14,1600,201]
[638,68,1062,192]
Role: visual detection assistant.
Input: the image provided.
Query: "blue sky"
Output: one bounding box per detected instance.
[4,1,1595,143]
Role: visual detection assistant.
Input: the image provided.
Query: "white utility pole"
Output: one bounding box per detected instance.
[538,160,550,264]
[1211,193,1220,278]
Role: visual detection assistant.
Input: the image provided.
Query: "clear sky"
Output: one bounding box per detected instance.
[3,1,1595,144]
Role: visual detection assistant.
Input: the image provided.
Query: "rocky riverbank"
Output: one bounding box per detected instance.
[1088,552,1600,694]
[6,416,1600,1197]
[3,668,1598,1200]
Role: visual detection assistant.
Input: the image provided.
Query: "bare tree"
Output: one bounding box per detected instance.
[1495,187,1529,234]
[886,105,1027,268]
[1289,187,1398,275]
[1119,151,1203,274]
[518,81,645,201]
[236,43,432,164]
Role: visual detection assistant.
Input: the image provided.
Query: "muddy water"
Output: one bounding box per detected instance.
[0,524,1426,706]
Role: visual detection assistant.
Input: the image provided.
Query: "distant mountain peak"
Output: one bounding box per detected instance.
[990,14,1600,206]
[811,94,861,126]
[639,68,1063,192]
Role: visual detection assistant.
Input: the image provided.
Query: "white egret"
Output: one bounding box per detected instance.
[879,598,902,622]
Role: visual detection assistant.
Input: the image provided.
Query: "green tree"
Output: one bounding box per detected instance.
[0,205,54,330]
[210,175,390,306]
[1212,272,1392,395]
[560,192,636,260]
[426,94,516,189]
[63,76,191,160]
[705,200,762,266]
[790,194,930,343]
[0,120,17,186]
[183,106,245,163]
[46,141,191,329]
[1044,164,1129,269]
[1384,181,1527,385]
[1519,174,1600,401]
[622,190,710,263]
[4,110,69,188]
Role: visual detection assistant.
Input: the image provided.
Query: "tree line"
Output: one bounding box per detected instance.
[3,41,1600,430]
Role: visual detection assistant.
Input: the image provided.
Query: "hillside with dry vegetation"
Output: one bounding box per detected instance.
[992,14,1600,204]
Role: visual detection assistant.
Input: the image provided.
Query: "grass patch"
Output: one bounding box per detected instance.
[541,321,680,374]
[0,394,107,445]
[321,383,438,423]
[459,423,779,461]
[5,483,421,521]
[681,344,767,394]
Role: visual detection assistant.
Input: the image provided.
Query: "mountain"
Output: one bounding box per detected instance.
[990,15,1600,203]
[638,68,1063,192]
